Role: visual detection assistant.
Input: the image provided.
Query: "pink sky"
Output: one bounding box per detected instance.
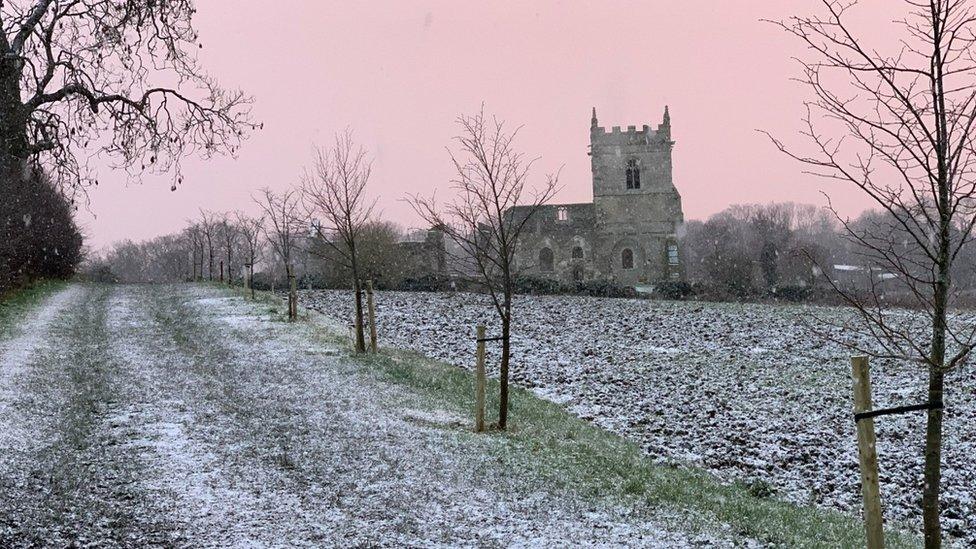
[78,0,904,249]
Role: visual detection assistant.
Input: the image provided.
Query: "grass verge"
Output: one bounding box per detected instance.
[358,346,921,548]
[0,280,66,338]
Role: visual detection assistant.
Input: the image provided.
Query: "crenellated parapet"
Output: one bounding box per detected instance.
[589,106,672,147]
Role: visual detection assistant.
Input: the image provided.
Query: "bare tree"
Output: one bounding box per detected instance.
[254,187,304,320]
[0,0,257,195]
[198,210,219,281]
[184,222,207,282]
[235,210,264,299]
[301,131,377,353]
[218,214,239,284]
[767,2,976,545]
[409,107,559,430]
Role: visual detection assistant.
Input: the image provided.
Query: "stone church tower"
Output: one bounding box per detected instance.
[509,107,684,288]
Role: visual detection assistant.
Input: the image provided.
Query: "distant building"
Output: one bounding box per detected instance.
[507,107,685,287]
[399,227,449,275]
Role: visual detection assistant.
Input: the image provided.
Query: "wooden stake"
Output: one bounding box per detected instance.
[245,264,253,299]
[366,280,378,353]
[287,266,297,320]
[474,324,487,432]
[291,278,297,318]
[354,305,362,350]
[852,355,885,549]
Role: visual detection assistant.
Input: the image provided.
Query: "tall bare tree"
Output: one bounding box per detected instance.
[185,222,207,282]
[218,215,239,284]
[0,0,256,194]
[409,107,559,430]
[235,210,263,299]
[302,131,377,353]
[198,210,219,281]
[254,187,303,320]
[767,2,976,545]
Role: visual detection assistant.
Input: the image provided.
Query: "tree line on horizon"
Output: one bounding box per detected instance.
[86,197,976,306]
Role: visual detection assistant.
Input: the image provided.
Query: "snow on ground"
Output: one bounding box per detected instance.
[301,289,976,543]
[0,286,84,459]
[0,284,739,547]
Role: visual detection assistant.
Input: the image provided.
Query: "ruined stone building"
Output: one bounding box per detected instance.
[508,107,685,287]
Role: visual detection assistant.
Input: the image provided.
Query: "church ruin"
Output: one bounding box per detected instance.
[508,107,685,287]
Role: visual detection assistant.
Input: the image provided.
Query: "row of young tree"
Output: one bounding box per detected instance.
[89,108,559,433]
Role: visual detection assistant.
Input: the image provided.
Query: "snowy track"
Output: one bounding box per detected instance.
[302,289,976,544]
[0,284,715,547]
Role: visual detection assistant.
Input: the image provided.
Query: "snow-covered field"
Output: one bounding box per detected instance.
[301,289,976,543]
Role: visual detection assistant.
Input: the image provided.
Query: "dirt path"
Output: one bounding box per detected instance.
[0,284,710,547]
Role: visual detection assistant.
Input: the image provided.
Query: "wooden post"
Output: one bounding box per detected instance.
[366,280,378,353]
[474,324,487,432]
[353,305,362,350]
[852,355,884,549]
[220,260,224,283]
[288,270,297,320]
[244,263,252,298]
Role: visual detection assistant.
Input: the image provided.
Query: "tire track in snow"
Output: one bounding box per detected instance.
[0,285,84,457]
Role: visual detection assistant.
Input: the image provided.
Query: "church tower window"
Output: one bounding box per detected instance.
[572,246,584,260]
[625,159,641,189]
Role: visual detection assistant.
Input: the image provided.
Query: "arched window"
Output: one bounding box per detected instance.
[557,207,569,221]
[625,159,641,189]
[621,248,634,270]
[539,247,554,272]
[572,246,584,260]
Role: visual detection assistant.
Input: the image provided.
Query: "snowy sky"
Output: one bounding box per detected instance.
[77,0,906,249]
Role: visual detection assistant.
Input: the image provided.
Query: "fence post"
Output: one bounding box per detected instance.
[287,266,297,320]
[852,355,884,549]
[244,263,252,299]
[291,275,297,319]
[475,324,486,432]
[367,280,378,353]
[354,304,362,351]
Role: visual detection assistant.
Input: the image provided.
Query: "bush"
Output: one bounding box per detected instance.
[514,276,570,295]
[399,274,453,292]
[0,164,83,293]
[575,280,638,298]
[249,271,275,291]
[653,280,694,300]
[771,285,812,302]
[297,272,330,290]
[78,262,119,283]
